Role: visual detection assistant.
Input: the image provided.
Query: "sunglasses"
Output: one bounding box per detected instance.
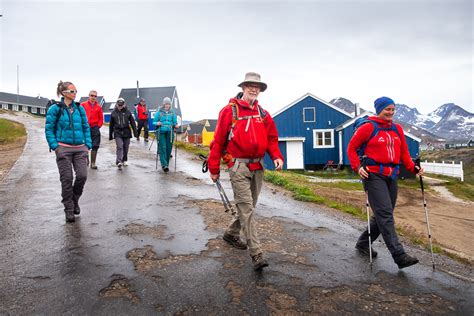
[89,95,97,97]
[63,89,77,94]
[117,102,125,106]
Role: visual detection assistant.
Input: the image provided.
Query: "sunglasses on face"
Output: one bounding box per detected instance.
[63,89,77,94]
[117,103,124,106]
[89,95,97,97]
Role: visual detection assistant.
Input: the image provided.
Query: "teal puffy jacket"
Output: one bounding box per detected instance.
[45,100,92,150]
[153,109,177,133]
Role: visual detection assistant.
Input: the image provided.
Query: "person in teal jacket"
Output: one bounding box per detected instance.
[153,97,179,172]
[45,81,92,223]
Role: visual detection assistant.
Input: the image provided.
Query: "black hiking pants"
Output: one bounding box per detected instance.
[356,173,405,261]
[137,119,149,139]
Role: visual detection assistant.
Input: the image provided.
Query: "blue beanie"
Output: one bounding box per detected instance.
[374,97,395,114]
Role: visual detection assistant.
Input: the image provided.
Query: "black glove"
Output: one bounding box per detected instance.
[414,165,421,174]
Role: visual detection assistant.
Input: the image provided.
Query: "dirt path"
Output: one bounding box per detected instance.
[0,137,27,183]
[311,184,474,262]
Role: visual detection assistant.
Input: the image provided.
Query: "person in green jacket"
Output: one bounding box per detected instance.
[153,97,179,172]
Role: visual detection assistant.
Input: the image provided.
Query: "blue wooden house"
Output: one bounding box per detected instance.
[264,93,421,172]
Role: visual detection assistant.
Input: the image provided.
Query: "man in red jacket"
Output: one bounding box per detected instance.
[208,72,284,271]
[135,98,149,142]
[81,90,104,169]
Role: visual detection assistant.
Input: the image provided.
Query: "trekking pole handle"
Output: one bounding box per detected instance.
[199,154,208,173]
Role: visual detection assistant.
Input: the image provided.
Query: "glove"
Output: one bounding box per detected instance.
[414,165,421,174]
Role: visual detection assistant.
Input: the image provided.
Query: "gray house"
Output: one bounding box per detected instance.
[0,92,50,116]
[117,86,183,132]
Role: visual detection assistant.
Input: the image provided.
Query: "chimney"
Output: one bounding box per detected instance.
[354,103,360,116]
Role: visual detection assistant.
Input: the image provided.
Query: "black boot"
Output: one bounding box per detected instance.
[90,149,98,169]
[73,196,81,215]
[223,233,247,250]
[355,244,378,258]
[396,254,419,269]
[65,210,75,223]
[251,253,269,271]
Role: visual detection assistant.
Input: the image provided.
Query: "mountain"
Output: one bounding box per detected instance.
[429,104,474,141]
[329,97,368,115]
[330,97,473,142]
[393,104,436,130]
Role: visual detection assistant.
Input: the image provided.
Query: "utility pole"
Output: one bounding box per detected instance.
[16,65,19,107]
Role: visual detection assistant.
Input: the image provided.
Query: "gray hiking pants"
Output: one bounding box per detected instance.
[55,145,88,212]
[115,137,130,164]
[357,173,405,260]
[225,163,264,256]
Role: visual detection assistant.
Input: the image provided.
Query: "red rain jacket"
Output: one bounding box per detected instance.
[208,98,283,175]
[81,100,103,128]
[347,116,415,177]
[136,104,148,120]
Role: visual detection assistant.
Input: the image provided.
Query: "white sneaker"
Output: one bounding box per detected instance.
[123,161,128,166]
[117,162,123,170]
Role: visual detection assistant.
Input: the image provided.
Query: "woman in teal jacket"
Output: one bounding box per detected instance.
[153,97,179,172]
[45,81,92,223]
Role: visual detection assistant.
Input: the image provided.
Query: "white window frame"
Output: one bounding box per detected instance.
[303,107,316,123]
[313,129,334,148]
[13,104,19,111]
[31,107,37,114]
[22,105,28,112]
[40,108,46,115]
[2,103,7,109]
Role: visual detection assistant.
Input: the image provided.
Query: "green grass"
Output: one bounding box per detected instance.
[264,171,366,219]
[0,118,26,144]
[175,141,209,158]
[316,181,363,191]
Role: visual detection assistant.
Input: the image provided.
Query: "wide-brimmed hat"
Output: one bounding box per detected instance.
[238,72,267,92]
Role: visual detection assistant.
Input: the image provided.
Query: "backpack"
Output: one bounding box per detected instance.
[353,116,400,159]
[227,99,267,141]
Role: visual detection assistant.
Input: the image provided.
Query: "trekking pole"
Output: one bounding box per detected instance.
[361,156,373,269]
[199,154,236,216]
[155,128,160,170]
[174,130,178,172]
[415,157,436,270]
[148,132,155,150]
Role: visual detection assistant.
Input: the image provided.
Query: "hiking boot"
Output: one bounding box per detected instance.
[223,233,247,250]
[90,150,98,169]
[123,161,128,166]
[355,244,378,258]
[251,253,269,271]
[117,162,123,170]
[396,253,419,269]
[136,137,140,141]
[163,166,169,172]
[90,163,97,170]
[65,210,75,223]
[144,138,149,142]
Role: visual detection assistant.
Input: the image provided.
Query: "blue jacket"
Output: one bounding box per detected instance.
[153,109,177,133]
[45,99,92,150]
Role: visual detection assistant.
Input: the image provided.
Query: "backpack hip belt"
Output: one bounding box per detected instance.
[231,157,263,172]
[365,157,400,179]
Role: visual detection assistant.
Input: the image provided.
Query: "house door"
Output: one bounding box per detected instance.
[286,141,304,169]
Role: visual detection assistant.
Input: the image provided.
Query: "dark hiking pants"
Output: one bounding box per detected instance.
[137,119,149,139]
[356,173,405,261]
[115,137,130,164]
[90,126,101,151]
[55,145,88,212]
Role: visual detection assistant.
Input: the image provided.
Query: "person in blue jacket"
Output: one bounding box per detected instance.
[153,97,179,172]
[45,81,92,223]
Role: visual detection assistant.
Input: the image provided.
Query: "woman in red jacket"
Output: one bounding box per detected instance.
[347,96,424,269]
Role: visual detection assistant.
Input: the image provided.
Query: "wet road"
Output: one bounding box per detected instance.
[0,113,472,315]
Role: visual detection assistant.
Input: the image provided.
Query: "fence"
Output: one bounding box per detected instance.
[420,160,464,182]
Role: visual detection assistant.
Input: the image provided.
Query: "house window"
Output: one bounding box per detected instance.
[313,129,334,148]
[303,107,315,122]
[13,104,19,111]
[2,103,7,109]
[22,105,28,112]
[31,107,37,114]
[40,108,46,115]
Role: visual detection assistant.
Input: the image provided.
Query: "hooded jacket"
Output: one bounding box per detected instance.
[81,100,104,128]
[208,97,283,175]
[109,106,138,139]
[153,108,177,133]
[347,116,415,177]
[45,99,92,150]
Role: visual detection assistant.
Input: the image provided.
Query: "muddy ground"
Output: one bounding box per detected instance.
[0,136,26,183]
[304,183,474,262]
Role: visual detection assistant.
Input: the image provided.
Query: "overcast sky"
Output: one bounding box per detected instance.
[0,0,472,120]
